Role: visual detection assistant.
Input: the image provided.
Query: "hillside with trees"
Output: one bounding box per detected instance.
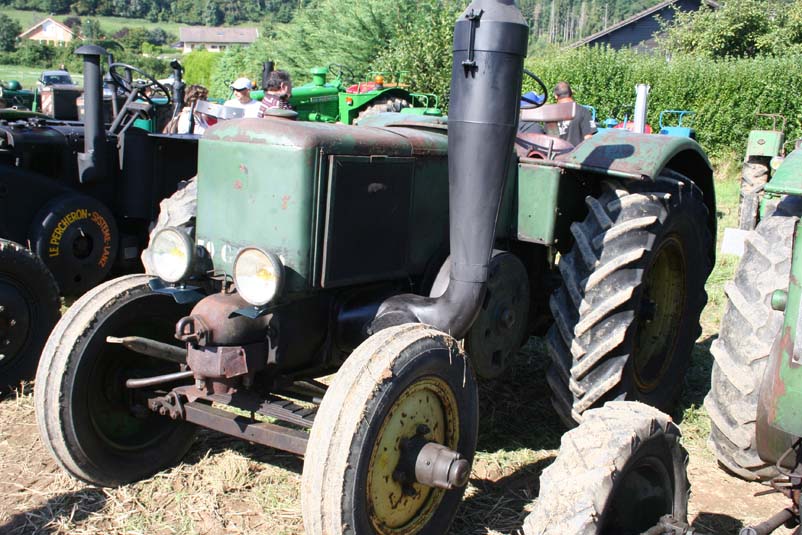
[0,0,304,25]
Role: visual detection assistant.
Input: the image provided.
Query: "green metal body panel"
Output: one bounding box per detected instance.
[746,129,785,158]
[195,117,449,292]
[760,218,802,438]
[766,148,802,196]
[515,163,583,247]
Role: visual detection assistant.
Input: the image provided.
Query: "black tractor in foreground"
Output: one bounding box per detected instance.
[0,45,198,393]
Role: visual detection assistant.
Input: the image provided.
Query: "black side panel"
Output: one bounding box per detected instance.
[0,164,71,243]
[321,156,414,288]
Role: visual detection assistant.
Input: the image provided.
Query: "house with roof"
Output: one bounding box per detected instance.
[569,0,719,51]
[178,27,259,53]
[18,17,79,47]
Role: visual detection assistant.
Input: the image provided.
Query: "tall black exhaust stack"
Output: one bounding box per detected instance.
[76,44,107,184]
[371,0,528,338]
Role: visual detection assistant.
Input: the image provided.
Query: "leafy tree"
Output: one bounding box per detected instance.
[0,14,21,53]
[659,0,800,58]
[181,49,222,89]
[81,18,104,42]
[372,0,461,109]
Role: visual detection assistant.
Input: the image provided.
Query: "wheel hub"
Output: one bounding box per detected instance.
[0,280,32,365]
[366,377,460,533]
[465,253,529,379]
[633,236,686,393]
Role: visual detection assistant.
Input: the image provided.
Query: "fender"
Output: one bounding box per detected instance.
[766,148,802,196]
[0,164,71,243]
[562,129,716,238]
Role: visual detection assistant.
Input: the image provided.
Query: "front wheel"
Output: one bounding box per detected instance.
[35,274,196,487]
[301,323,479,535]
[0,239,60,393]
[523,401,689,535]
[547,174,713,425]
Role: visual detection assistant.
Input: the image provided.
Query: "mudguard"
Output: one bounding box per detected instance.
[563,129,716,236]
[766,148,802,197]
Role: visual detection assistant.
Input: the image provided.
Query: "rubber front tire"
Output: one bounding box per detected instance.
[35,274,196,487]
[523,401,689,535]
[547,174,713,425]
[704,200,802,481]
[301,323,479,535]
[0,239,60,393]
[141,177,197,275]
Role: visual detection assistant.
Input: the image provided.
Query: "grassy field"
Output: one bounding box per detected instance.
[0,157,790,535]
[0,64,84,90]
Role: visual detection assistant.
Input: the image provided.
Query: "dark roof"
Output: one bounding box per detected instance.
[179,27,258,44]
[568,0,719,49]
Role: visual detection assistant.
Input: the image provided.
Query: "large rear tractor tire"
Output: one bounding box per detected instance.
[301,324,478,535]
[35,274,196,486]
[738,157,770,231]
[523,401,689,535]
[0,239,60,393]
[141,177,197,275]
[704,202,802,481]
[547,174,713,426]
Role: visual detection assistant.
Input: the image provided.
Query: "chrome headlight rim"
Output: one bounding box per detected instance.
[151,227,194,283]
[233,247,284,307]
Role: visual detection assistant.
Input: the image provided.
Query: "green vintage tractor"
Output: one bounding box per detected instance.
[738,113,787,230]
[522,142,802,535]
[250,63,441,124]
[0,80,36,110]
[34,2,717,533]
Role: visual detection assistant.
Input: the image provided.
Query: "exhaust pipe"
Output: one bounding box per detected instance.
[370,0,528,339]
[633,83,650,134]
[76,44,107,184]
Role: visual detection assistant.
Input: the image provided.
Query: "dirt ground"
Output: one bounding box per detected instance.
[0,344,794,535]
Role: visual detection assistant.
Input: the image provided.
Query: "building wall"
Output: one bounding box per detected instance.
[25,20,73,46]
[183,42,242,53]
[589,0,704,50]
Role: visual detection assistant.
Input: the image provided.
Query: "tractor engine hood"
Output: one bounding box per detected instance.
[370,0,528,339]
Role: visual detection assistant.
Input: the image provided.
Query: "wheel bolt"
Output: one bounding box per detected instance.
[393,469,409,483]
[3,339,9,346]
[0,305,5,312]
[0,354,5,361]
[8,319,15,327]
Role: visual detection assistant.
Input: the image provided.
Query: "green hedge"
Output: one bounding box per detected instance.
[525,47,802,158]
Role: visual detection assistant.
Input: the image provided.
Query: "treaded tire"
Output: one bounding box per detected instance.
[738,158,770,231]
[523,401,689,535]
[354,97,410,125]
[35,274,196,486]
[141,177,197,275]
[301,323,478,535]
[547,173,713,426]
[704,199,802,481]
[0,239,60,393]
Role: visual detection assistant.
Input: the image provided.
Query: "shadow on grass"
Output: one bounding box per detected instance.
[448,336,562,534]
[673,334,715,424]
[0,488,107,535]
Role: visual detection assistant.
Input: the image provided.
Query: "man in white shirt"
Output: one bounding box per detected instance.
[224,77,261,118]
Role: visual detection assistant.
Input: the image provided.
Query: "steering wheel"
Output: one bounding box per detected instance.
[328,64,357,84]
[108,62,172,107]
[521,69,548,109]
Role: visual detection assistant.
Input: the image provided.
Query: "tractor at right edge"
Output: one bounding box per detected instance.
[523,138,802,535]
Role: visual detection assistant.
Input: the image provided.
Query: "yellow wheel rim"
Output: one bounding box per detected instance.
[633,235,686,392]
[366,376,460,534]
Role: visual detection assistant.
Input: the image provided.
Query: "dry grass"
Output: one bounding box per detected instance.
[0,157,791,534]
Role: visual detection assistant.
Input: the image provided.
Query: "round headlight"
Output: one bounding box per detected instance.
[233,248,283,306]
[151,228,193,283]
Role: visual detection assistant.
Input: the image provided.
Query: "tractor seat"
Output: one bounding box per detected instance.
[515,132,574,160]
